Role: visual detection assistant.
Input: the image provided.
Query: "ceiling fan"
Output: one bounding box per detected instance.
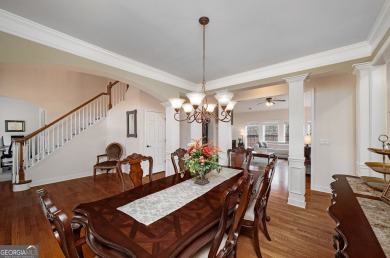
[257,97,286,106]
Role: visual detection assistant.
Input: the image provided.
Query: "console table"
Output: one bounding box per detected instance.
[328,175,388,258]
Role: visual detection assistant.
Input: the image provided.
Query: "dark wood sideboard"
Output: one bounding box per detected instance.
[328,175,387,258]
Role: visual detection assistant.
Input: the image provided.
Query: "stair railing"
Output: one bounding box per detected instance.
[12,81,128,185]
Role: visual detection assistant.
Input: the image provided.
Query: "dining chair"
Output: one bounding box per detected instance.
[171,148,187,174]
[262,155,278,237]
[192,173,255,258]
[227,147,252,170]
[93,142,123,179]
[37,188,86,258]
[117,153,153,191]
[241,156,278,258]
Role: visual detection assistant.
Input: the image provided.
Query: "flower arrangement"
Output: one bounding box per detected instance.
[182,139,221,180]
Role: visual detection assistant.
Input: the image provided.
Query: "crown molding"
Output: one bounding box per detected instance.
[0,8,379,93]
[372,31,390,65]
[284,73,310,84]
[204,42,371,90]
[367,0,390,51]
[352,62,372,75]
[0,9,196,91]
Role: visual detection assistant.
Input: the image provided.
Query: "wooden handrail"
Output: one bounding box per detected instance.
[17,92,108,142]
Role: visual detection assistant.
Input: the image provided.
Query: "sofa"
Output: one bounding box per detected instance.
[253,141,289,159]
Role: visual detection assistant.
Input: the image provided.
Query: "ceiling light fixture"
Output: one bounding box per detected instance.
[169,17,236,124]
[258,97,285,107]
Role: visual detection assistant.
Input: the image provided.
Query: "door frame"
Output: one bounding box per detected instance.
[143,110,166,173]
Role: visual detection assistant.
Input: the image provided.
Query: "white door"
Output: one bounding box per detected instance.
[145,111,165,173]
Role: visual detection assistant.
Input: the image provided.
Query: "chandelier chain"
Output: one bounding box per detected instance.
[169,16,235,124]
[202,22,206,89]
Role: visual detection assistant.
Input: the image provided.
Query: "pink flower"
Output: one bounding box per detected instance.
[199,156,205,164]
[203,147,212,157]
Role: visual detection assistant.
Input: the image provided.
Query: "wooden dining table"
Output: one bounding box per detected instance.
[71,167,263,258]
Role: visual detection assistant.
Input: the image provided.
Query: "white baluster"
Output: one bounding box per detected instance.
[78,110,81,134]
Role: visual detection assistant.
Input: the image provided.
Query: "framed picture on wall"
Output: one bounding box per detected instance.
[5,120,25,132]
[127,110,137,138]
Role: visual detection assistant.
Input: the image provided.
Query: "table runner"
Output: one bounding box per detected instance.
[117,167,242,225]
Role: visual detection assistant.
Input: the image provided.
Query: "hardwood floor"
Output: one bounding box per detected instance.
[0,161,335,257]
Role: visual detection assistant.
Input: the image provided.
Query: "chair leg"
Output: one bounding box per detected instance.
[93,168,96,179]
[262,213,272,241]
[253,220,263,258]
[72,223,85,258]
[117,168,126,192]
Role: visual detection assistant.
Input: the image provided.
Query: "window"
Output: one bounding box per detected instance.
[246,125,259,147]
[307,121,312,135]
[263,123,278,142]
[284,122,289,143]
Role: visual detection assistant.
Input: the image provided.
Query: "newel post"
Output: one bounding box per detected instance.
[18,141,25,182]
[107,80,120,110]
[107,82,113,110]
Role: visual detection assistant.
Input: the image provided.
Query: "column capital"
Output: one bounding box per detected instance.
[284,73,310,84]
[352,62,372,75]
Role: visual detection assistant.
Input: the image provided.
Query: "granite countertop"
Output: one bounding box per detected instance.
[346,177,382,197]
[357,197,390,257]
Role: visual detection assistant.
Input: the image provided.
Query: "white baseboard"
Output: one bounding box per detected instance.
[311,184,331,193]
[13,181,31,192]
[287,197,306,209]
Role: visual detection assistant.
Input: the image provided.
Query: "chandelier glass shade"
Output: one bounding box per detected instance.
[169,17,236,124]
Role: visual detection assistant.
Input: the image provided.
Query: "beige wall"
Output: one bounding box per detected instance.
[106,85,164,158]
[307,73,356,191]
[140,91,165,112]
[0,32,186,102]
[0,64,108,122]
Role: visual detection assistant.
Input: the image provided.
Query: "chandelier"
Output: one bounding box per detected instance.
[169,17,236,124]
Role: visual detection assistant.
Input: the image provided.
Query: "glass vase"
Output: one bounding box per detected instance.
[194,168,210,185]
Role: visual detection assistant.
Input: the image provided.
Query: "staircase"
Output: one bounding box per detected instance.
[12,81,128,191]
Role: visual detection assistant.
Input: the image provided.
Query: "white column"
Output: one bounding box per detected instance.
[353,63,371,177]
[353,62,387,178]
[387,59,390,138]
[162,102,181,176]
[285,74,309,208]
[218,106,232,166]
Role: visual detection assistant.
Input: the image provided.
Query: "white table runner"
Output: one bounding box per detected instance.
[117,167,242,225]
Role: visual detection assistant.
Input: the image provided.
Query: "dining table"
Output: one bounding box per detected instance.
[71,166,264,258]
